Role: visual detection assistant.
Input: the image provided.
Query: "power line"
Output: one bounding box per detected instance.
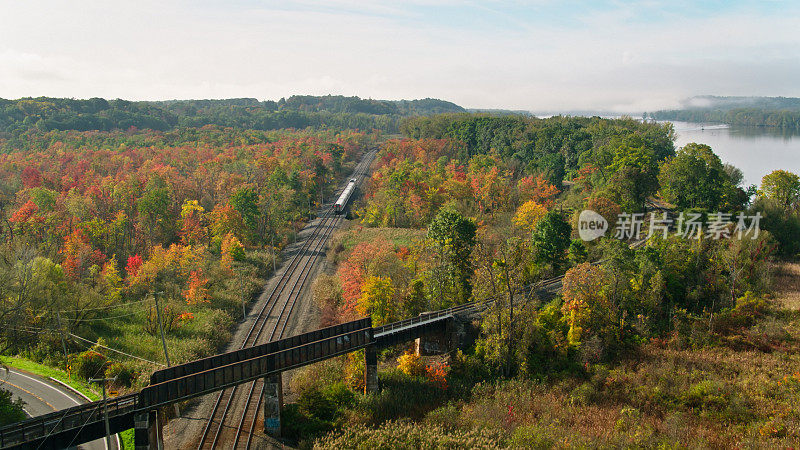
[57,297,154,314]
[68,333,164,367]
[73,309,148,322]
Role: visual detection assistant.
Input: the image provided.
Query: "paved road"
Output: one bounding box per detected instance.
[0,368,117,450]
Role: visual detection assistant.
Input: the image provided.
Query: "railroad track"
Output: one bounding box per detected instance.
[196,150,376,449]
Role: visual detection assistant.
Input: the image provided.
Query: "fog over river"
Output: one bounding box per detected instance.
[669,121,800,187]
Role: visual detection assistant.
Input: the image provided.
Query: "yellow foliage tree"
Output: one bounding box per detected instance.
[358,275,395,325]
[221,233,245,274]
[513,200,548,234]
[561,263,614,348]
[396,351,425,377]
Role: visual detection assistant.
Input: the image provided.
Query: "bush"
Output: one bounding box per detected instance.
[313,420,506,449]
[105,361,139,388]
[282,403,333,441]
[73,350,108,380]
[0,389,25,426]
[396,352,425,377]
[299,389,338,422]
[349,369,447,425]
[197,309,234,351]
[509,425,556,449]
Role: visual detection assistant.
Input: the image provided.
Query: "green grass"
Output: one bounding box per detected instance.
[345,227,427,250]
[329,227,427,263]
[120,429,134,449]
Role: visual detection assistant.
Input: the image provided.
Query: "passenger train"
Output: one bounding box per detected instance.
[334,178,357,214]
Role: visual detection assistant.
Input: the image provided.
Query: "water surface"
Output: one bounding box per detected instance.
[668,121,800,187]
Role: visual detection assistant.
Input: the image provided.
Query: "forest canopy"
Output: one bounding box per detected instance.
[0,95,466,148]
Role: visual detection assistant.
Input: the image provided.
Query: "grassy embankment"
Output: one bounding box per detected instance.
[309,262,800,448]
[2,356,135,449]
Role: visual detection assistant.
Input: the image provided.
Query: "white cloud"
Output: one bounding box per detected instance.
[0,1,798,111]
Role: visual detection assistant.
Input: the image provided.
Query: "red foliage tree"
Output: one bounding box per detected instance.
[9,200,39,223]
[21,166,42,188]
[126,254,143,278]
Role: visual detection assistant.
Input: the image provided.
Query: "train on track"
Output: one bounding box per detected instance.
[334,178,357,214]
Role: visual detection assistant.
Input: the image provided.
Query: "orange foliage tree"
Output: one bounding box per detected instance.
[517,174,560,207]
[183,269,210,305]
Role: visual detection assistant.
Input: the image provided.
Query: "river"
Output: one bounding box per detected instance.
[668,121,800,187]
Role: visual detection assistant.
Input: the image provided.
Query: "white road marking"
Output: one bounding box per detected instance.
[8,369,111,450]
[8,370,81,406]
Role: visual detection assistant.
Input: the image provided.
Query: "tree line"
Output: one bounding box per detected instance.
[0,95,466,146]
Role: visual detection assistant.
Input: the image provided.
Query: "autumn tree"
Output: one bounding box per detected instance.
[358,275,395,325]
[513,200,547,234]
[517,174,559,207]
[561,263,621,361]
[183,269,210,305]
[179,200,207,246]
[60,229,106,281]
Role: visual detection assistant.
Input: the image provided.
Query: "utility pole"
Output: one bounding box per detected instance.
[239,266,246,320]
[153,291,180,418]
[89,376,117,450]
[152,291,171,367]
[55,310,69,369]
[271,234,276,272]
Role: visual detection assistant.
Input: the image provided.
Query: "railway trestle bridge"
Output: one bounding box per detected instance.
[0,301,499,450]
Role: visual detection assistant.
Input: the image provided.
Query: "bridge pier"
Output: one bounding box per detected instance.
[365,345,379,394]
[414,318,458,356]
[264,373,283,437]
[134,410,163,450]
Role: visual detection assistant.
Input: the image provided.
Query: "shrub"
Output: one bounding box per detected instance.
[396,352,425,377]
[73,350,108,380]
[423,403,462,430]
[197,309,234,351]
[508,425,556,449]
[299,389,337,422]
[313,420,506,449]
[425,361,449,390]
[350,369,447,425]
[321,382,356,410]
[283,381,356,441]
[144,303,181,336]
[105,362,139,388]
[290,359,346,398]
[684,380,723,408]
[282,403,332,441]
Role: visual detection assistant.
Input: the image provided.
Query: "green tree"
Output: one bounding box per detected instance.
[230,187,260,238]
[427,208,477,305]
[760,169,800,210]
[657,143,742,211]
[137,176,174,244]
[532,211,571,273]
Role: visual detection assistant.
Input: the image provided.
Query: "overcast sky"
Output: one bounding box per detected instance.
[1,1,799,112]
